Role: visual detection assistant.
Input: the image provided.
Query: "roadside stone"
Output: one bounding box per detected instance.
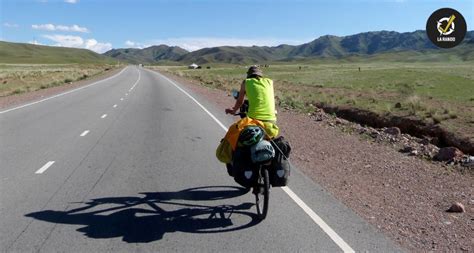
[460,156,474,168]
[409,150,419,156]
[446,202,465,213]
[369,130,380,138]
[400,146,414,153]
[422,145,439,159]
[384,127,401,136]
[419,138,431,145]
[434,147,464,162]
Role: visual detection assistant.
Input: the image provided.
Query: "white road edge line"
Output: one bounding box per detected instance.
[281,187,355,253]
[35,161,55,174]
[0,67,128,115]
[144,70,227,130]
[113,104,118,108]
[80,130,90,137]
[146,68,355,253]
[101,114,107,119]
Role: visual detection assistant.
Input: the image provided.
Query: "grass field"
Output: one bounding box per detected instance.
[0,64,117,97]
[0,41,116,64]
[153,61,474,139]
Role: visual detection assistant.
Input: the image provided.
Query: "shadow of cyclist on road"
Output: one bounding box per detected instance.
[26,186,258,243]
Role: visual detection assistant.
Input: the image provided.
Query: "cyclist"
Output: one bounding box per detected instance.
[225,66,279,138]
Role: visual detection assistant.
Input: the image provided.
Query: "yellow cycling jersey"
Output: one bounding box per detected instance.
[245,77,276,121]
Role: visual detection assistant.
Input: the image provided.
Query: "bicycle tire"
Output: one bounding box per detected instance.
[255,167,270,220]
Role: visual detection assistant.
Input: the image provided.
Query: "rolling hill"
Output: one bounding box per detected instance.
[103,45,188,64]
[103,30,474,64]
[0,41,115,64]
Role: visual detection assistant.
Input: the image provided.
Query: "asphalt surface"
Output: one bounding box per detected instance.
[0,66,402,252]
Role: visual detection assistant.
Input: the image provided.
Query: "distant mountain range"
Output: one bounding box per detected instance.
[104,45,188,64]
[103,30,474,64]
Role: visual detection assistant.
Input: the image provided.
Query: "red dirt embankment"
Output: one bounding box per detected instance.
[316,104,474,155]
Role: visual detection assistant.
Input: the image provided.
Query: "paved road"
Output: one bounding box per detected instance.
[0,66,402,252]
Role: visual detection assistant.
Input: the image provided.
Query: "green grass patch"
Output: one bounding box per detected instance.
[151,61,474,138]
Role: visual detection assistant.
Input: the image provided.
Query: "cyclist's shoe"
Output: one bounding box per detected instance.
[252,185,264,195]
[226,163,233,177]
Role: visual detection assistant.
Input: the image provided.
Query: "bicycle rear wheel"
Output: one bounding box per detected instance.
[255,167,270,220]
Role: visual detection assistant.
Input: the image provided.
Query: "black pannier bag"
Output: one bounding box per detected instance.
[272,136,291,158]
[232,147,258,188]
[269,136,291,187]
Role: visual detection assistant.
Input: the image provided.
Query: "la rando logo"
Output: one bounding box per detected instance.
[436,14,456,42]
[427,8,466,48]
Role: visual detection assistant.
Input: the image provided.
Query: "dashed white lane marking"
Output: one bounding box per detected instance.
[129,70,141,90]
[80,130,90,137]
[146,68,355,253]
[0,67,128,114]
[120,98,124,101]
[113,104,118,108]
[101,114,107,119]
[125,93,128,96]
[35,161,55,174]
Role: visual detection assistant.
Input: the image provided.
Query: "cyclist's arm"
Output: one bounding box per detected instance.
[232,80,246,111]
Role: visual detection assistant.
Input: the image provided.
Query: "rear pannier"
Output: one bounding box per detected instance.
[269,137,291,187]
[269,152,290,187]
[232,147,258,188]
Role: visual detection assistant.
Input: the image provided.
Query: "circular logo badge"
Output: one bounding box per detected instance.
[426,8,467,48]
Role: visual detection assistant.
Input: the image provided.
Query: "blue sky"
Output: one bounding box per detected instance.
[1,0,473,53]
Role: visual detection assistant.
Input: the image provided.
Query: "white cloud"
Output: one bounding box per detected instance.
[85,39,112,53]
[149,37,305,51]
[32,24,89,33]
[3,22,19,28]
[32,24,55,31]
[124,40,149,49]
[125,40,136,47]
[43,34,84,47]
[28,40,44,45]
[42,34,112,53]
[65,0,78,3]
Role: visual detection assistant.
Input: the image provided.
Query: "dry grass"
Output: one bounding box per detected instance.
[0,64,115,97]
